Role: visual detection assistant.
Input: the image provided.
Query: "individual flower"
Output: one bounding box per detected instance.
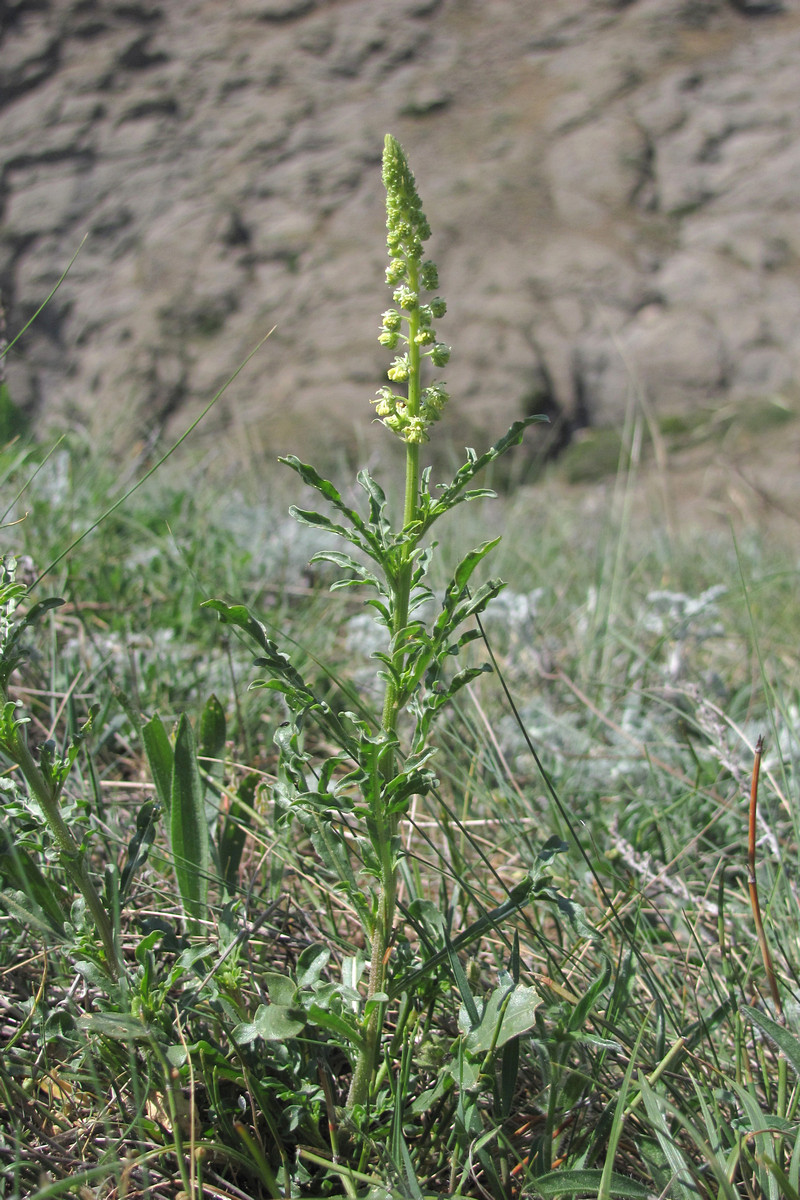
[373,386,399,417]
[386,259,406,285]
[420,261,438,289]
[405,416,428,444]
[393,285,418,311]
[387,355,410,382]
[421,384,449,422]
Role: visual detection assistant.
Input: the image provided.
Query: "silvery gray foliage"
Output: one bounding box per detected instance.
[640,585,727,679]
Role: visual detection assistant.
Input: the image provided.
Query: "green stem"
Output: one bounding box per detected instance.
[8,724,121,981]
[348,272,422,1110]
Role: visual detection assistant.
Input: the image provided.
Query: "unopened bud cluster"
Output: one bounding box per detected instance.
[373,135,450,444]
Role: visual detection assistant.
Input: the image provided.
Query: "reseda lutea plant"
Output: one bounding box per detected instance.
[206,134,543,1109]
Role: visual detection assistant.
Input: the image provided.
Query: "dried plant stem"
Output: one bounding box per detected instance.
[747,735,781,1015]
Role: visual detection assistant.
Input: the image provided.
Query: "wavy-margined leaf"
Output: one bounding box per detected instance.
[201,599,272,655]
[0,888,64,936]
[309,550,387,593]
[434,540,500,627]
[441,578,505,640]
[417,416,547,533]
[413,663,493,744]
[461,980,541,1055]
[170,714,210,932]
[205,599,353,735]
[288,506,359,545]
[357,468,392,545]
[279,456,382,556]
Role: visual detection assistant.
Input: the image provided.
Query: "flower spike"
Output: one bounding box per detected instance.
[372,135,450,444]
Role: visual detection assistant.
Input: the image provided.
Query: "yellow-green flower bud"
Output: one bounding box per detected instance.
[377,136,451,443]
[405,417,428,444]
[373,386,399,417]
[421,383,449,421]
[420,261,438,289]
[387,355,410,382]
[386,259,406,285]
[393,285,418,311]
[383,134,431,263]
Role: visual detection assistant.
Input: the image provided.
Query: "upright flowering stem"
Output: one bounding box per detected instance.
[348,136,450,1109]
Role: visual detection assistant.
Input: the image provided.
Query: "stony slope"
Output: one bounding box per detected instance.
[2,0,799,470]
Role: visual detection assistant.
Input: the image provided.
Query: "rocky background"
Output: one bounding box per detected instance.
[2,0,799,471]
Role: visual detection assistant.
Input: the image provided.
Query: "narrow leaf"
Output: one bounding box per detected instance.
[199,694,226,769]
[171,714,210,931]
[119,799,161,901]
[201,599,271,654]
[142,713,174,816]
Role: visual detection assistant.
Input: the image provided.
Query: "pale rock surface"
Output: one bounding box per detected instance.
[1,0,799,468]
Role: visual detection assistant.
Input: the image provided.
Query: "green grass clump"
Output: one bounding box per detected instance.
[1,140,800,1199]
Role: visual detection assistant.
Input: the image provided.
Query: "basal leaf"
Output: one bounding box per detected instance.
[142,713,174,815]
[170,714,210,931]
[199,694,226,770]
[234,1001,306,1044]
[464,983,540,1054]
[532,1169,649,1198]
